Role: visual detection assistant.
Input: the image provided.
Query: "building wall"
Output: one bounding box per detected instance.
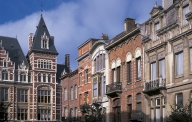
[61,69,78,121]
[107,32,144,122]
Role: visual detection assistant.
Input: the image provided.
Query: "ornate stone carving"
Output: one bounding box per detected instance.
[166,8,176,25]
[150,55,157,62]
[158,51,165,60]
[174,43,183,53]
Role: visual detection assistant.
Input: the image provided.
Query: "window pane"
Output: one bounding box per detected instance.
[137,58,141,79]
[183,5,189,25]
[127,62,132,83]
[175,52,183,76]
[176,93,183,108]
[159,59,165,78]
[151,109,154,122]
[93,83,97,97]
[156,108,160,122]
[151,62,156,80]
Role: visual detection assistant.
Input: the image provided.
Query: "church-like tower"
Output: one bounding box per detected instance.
[27,15,58,121]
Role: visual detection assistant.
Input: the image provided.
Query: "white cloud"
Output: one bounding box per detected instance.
[0,0,159,70]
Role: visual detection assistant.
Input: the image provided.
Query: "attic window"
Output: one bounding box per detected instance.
[41,33,49,49]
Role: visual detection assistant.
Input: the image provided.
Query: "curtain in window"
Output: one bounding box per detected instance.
[175,52,183,76]
[159,59,165,78]
[93,83,97,97]
[151,62,156,81]
[137,58,141,79]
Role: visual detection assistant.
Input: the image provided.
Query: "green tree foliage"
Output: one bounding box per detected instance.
[0,101,11,121]
[167,102,192,122]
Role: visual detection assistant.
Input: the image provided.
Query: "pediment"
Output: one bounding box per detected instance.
[150,7,160,16]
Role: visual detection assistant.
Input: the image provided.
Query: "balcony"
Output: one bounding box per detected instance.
[143,78,166,94]
[106,82,122,98]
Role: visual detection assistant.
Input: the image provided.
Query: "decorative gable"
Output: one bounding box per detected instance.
[150,7,160,17]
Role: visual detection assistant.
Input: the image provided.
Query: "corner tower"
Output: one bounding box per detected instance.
[27,15,58,121]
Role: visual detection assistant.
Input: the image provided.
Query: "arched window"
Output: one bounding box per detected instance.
[38,60,41,68]
[41,60,43,68]
[43,74,46,82]
[48,74,51,83]
[2,71,8,80]
[38,74,41,82]
[20,72,26,82]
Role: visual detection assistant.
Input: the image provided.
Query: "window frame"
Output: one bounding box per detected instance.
[127,61,132,83]
[136,57,141,80]
[18,89,28,103]
[175,51,184,76]
[176,93,183,109]
[0,87,8,101]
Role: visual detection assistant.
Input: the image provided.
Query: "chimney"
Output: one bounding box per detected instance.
[124,18,136,32]
[65,54,70,69]
[101,33,109,40]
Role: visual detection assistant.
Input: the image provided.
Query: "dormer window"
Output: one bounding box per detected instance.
[41,32,49,49]
[2,71,8,80]
[20,73,26,82]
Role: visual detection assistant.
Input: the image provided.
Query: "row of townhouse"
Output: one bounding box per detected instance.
[60,0,192,122]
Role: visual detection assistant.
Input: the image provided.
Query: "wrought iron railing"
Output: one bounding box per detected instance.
[106,82,122,94]
[143,78,166,91]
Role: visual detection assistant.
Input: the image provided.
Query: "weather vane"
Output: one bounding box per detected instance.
[41,2,43,16]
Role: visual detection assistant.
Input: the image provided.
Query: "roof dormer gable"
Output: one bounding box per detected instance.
[150,3,163,17]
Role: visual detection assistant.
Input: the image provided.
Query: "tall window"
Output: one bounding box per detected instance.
[75,85,77,99]
[84,69,88,84]
[85,92,88,103]
[79,94,82,105]
[2,71,8,80]
[17,109,27,120]
[183,5,189,25]
[64,88,67,101]
[116,67,120,82]
[38,74,41,82]
[127,62,132,83]
[102,75,106,97]
[151,62,156,81]
[136,93,142,112]
[79,73,82,85]
[48,74,51,83]
[175,52,183,76]
[38,60,41,68]
[70,108,73,118]
[93,83,97,97]
[112,69,116,82]
[3,61,6,67]
[70,87,73,100]
[43,74,46,82]
[136,57,141,80]
[75,107,78,118]
[64,107,67,119]
[127,96,132,120]
[159,59,165,78]
[1,88,8,101]
[28,73,31,83]
[176,93,183,109]
[18,89,28,102]
[37,90,50,103]
[38,107,50,120]
[20,73,26,82]
[94,53,105,72]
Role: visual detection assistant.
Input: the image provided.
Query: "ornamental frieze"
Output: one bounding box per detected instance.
[150,55,157,62]
[174,43,183,53]
[158,51,165,60]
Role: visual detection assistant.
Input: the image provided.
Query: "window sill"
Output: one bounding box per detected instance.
[127,82,132,85]
[175,75,184,79]
[136,78,141,82]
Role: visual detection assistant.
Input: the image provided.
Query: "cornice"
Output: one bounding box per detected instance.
[156,21,178,36]
[76,52,89,62]
[145,41,167,54]
[168,29,192,43]
[105,28,140,50]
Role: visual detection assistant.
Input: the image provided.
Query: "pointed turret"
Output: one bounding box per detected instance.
[28,16,58,55]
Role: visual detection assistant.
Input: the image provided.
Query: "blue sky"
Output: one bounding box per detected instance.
[0,0,161,70]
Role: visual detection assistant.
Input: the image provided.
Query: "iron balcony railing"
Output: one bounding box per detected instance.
[106,82,122,94]
[143,77,166,92]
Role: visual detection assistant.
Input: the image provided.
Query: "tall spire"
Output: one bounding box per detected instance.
[41,3,43,17]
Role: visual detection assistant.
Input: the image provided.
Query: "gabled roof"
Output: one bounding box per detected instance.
[31,16,58,54]
[0,36,29,69]
[56,64,70,83]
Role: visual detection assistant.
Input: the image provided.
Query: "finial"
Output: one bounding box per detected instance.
[41,2,43,16]
[154,2,157,7]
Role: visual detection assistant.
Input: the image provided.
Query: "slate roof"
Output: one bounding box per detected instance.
[31,16,58,54]
[0,36,29,69]
[56,64,70,83]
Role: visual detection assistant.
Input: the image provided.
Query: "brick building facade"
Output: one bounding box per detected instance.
[0,15,70,121]
[61,69,78,121]
[105,18,144,122]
